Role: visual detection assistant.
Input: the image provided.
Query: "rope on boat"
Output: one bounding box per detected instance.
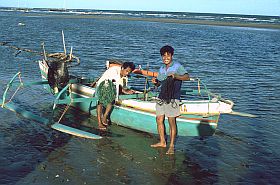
[57,84,74,123]
[197,78,201,94]
[0,41,80,67]
[0,41,41,55]
[96,79,116,107]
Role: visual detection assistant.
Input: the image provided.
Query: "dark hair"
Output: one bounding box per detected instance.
[160,45,174,56]
[122,62,135,71]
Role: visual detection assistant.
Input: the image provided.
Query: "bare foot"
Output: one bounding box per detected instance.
[151,142,166,148]
[166,146,175,155]
[98,124,107,131]
[102,118,109,126]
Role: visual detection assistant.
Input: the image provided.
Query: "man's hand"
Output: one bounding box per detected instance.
[168,73,176,79]
[151,77,158,84]
[151,77,160,87]
[122,88,135,94]
[168,73,190,81]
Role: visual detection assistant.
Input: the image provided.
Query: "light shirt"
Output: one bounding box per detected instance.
[157,61,187,100]
[96,66,124,100]
[157,61,187,81]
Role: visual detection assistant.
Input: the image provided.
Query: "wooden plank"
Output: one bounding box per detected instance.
[54,97,98,104]
[51,123,102,139]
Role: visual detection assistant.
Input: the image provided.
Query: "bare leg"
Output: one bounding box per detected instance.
[97,103,106,130]
[151,115,166,148]
[102,103,113,126]
[166,117,177,154]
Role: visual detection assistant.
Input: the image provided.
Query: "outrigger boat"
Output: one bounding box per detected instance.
[37,58,236,137]
[0,34,255,139]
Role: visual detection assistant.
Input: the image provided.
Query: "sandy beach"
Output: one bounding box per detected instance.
[24,13,280,30]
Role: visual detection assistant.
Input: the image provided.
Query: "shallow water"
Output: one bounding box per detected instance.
[0,10,280,185]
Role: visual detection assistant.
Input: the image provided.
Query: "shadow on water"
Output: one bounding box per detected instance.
[0,121,70,185]
[163,136,220,185]
[1,102,238,184]
[167,157,218,184]
[158,118,219,184]
[236,118,280,184]
[0,91,231,184]
[58,105,125,138]
[46,114,221,184]
[0,104,100,185]
[197,120,216,136]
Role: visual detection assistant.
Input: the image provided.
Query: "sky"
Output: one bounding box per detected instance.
[0,0,279,16]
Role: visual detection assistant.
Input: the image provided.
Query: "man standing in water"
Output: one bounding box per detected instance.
[151,45,190,154]
[95,62,135,130]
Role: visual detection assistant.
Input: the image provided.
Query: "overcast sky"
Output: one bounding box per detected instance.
[0,0,279,16]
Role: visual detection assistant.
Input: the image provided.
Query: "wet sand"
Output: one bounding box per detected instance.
[24,13,280,30]
[16,121,194,185]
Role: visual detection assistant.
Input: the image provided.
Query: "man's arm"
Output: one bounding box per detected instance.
[172,73,190,81]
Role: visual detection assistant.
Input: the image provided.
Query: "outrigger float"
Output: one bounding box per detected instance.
[0,33,256,139]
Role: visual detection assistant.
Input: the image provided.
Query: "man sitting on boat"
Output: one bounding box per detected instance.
[95,62,136,130]
[151,45,190,155]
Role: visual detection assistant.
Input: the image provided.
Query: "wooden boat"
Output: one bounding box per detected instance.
[37,59,234,137]
[2,58,257,139]
[0,33,255,139]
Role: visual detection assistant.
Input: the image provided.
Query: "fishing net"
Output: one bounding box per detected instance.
[47,59,69,93]
[158,76,175,104]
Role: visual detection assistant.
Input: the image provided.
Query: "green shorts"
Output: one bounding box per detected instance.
[156,99,180,117]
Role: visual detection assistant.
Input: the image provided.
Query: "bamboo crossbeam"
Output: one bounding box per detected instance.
[0,41,80,65]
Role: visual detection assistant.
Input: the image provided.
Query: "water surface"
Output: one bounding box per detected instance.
[0,9,280,185]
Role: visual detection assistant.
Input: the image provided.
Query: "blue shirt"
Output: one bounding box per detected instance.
[157,61,187,100]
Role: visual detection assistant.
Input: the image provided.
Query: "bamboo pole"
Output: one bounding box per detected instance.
[41,42,47,61]
[70,46,73,60]
[143,62,149,101]
[62,30,66,54]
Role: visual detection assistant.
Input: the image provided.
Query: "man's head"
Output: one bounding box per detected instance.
[160,45,174,56]
[121,62,135,77]
[160,45,174,66]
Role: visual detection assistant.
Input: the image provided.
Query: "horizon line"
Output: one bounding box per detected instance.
[0,6,279,17]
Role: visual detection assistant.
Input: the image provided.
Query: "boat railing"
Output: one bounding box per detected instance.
[181,77,214,102]
[128,74,222,102]
[1,72,49,108]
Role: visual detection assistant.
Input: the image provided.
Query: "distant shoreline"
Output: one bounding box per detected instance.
[24,13,280,30]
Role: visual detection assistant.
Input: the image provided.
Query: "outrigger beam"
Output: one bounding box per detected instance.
[0,98,102,140]
[0,98,49,124]
[54,97,98,105]
[227,111,257,118]
[51,123,102,140]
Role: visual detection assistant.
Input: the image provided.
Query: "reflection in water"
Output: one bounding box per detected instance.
[0,117,70,185]
[15,104,220,185]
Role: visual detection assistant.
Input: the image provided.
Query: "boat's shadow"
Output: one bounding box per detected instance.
[53,105,125,138]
